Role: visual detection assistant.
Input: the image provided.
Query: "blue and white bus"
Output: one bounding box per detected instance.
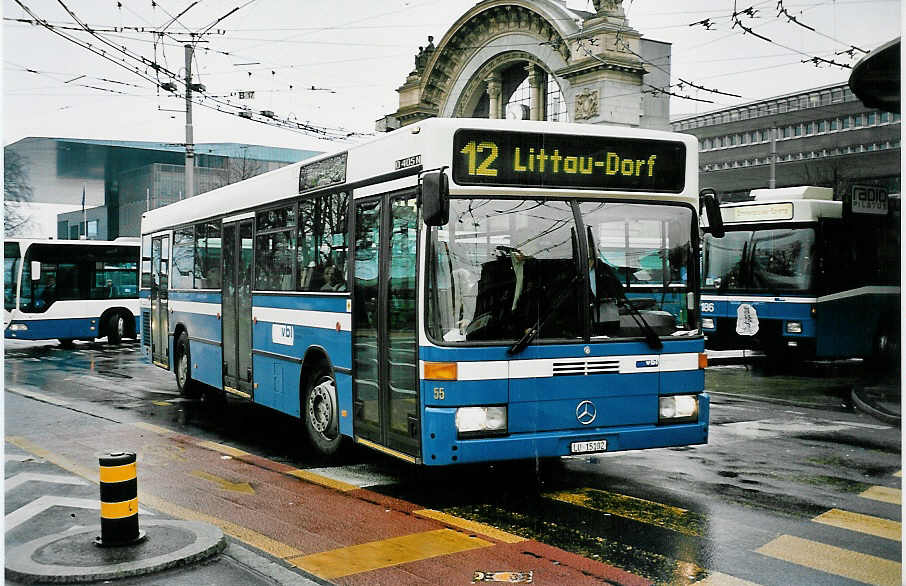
[701,186,900,363]
[140,118,721,465]
[4,238,140,347]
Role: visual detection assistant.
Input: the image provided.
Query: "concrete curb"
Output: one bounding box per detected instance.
[5,520,225,583]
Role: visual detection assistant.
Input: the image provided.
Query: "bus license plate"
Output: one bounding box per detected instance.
[570,440,607,454]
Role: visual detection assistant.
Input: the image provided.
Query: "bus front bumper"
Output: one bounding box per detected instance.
[421,393,710,466]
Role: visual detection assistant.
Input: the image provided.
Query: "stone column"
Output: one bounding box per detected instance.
[486,73,502,119]
[527,65,545,121]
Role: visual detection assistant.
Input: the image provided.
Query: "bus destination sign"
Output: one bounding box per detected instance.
[452,129,686,192]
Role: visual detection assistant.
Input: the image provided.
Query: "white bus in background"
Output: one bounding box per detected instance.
[4,238,140,347]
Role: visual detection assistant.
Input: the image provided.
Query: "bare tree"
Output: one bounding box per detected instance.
[4,150,34,235]
[209,149,266,190]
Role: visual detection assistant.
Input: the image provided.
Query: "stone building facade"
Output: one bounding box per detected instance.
[379,0,671,131]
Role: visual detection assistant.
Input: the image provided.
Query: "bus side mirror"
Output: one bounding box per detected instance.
[421,171,449,227]
[700,188,725,238]
[30,261,41,281]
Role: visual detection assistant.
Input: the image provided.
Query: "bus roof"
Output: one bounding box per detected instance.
[142,118,700,235]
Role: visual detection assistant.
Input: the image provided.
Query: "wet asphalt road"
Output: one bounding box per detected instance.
[4,338,902,585]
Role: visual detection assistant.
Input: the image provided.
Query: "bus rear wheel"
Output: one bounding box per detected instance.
[175,332,200,398]
[58,338,75,349]
[303,369,341,457]
[107,313,125,345]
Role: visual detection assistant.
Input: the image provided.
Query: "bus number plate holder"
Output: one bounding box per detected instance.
[570,440,607,454]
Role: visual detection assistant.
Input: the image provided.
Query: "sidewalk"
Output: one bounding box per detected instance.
[4,441,325,586]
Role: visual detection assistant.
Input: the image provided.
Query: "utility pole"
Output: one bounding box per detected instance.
[184,44,195,200]
[769,126,777,189]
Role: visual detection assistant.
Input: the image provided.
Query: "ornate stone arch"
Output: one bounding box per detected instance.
[380,0,670,131]
[391,1,579,125]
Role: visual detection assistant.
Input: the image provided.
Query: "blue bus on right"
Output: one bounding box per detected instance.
[701,186,900,365]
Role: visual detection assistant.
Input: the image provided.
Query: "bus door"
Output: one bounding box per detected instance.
[352,193,420,460]
[150,235,170,368]
[222,220,254,398]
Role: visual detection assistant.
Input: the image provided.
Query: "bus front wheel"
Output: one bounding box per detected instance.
[175,332,200,398]
[303,369,341,457]
[58,338,75,349]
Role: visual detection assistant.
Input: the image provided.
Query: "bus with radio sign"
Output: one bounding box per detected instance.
[701,185,900,364]
[140,118,723,465]
[4,238,140,347]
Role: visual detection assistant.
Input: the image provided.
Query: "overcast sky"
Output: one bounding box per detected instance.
[3,0,901,151]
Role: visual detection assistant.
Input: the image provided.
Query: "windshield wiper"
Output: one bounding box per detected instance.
[508,228,582,355]
[508,271,581,355]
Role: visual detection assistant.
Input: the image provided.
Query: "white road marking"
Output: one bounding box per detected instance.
[5,496,154,532]
[5,473,88,492]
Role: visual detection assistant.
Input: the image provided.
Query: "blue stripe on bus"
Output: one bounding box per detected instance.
[661,369,705,395]
[171,311,222,342]
[421,379,508,407]
[5,315,138,341]
[252,294,349,312]
[169,290,222,303]
[5,318,99,340]
[190,340,223,388]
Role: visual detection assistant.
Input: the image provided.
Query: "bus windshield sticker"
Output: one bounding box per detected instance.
[452,129,686,192]
[723,203,793,223]
[299,152,347,193]
[735,304,759,336]
[272,323,294,346]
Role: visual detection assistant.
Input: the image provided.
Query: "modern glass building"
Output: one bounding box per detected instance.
[3,138,319,239]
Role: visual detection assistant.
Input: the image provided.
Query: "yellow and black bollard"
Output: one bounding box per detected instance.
[96,452,145,546]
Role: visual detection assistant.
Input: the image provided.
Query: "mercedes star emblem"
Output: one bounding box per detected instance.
[576,400,597,425]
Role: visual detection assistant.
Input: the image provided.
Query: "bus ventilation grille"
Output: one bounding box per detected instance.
[141,311,151,347]
[552,359,620,376]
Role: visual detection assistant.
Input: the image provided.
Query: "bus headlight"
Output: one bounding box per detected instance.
[786,321,802,334]
[9,323,28,331]
[455,406,507,436]
[701,318,715,329]
[659,395,698,423]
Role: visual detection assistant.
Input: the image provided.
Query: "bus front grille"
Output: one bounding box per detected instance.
[552,359,620,376]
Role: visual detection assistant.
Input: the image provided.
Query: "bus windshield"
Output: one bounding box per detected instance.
[4,242,20,311]
[427,198,695,345]
[703,227,815,292]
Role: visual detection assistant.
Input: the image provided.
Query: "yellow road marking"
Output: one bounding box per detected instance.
[414,509,525,543]
[197,440,249,458]
[813,508,901,541]
[860,485,902,505]
[140,492,304,559]
[544,488,705,536]
[286,469,357,492]
[894,470,902,478]
[7,436,97,480]
[152,401,171,406]
[693,572,762,585]
[756,535,901,585]
[191,470,255,495]
[287,529,492,579]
